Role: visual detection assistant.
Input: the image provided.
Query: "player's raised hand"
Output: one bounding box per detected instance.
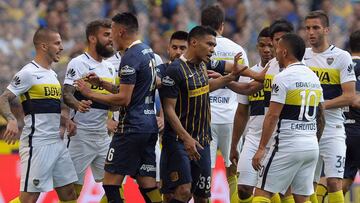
[4,119,19,145]
[207,70,222,79]
[252,148,265,171]
[76,99,92,113]
[229,147,239,166]
[85,72,102,86]
[183,136,203,161]
[231,52,248,77]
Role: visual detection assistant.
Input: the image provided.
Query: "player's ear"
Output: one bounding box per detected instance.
[89,35,97,44]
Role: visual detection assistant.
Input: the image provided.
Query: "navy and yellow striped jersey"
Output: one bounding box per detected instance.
[116,40,158,134]
[160,55,225,146]
[344,57,360,136]
[64,52,116,133]
[7,61,62,147]
[303,45,356,132]
[270,63,323,152]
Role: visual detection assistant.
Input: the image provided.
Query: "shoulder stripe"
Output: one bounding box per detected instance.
[84,53,90,59]
[31,62,40,69]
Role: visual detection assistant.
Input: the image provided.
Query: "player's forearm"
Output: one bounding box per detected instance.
[100,80,119,94]
[241,69,265,82]
[324,94,355,110]
[0,91,16,121]
[63,85,81,110]
[316,103,325,141]
[258,113,278,149]
[231,105,249,149]
[163,107,191,141]
[209,73,236,92]
[227,81,263,95]
[87,92,129,107]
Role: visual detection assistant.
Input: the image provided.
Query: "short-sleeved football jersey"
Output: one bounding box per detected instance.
[115,40,158,134]
[270,62,324,152]
[160,55,225,146]
[64,53,116,133]
[209,36,249,124]
[7,61,62,147]
[303,45,356,132]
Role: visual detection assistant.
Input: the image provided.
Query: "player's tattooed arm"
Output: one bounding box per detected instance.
[63,84,92,113]
[0,90,19,144]
[316,103,325,141]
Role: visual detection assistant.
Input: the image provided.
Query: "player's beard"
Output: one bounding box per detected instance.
[96,41,114,58]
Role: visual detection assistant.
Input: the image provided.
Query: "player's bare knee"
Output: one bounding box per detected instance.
[174,184,192,201]
[238,185,253,199]
[56,184,77,201]
[326,178,342,192]
[20,192,40,203]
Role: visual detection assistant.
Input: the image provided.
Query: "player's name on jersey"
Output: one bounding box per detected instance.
[290,122,317,131]
[209,96,230,104]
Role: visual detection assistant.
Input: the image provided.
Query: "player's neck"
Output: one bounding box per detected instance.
[87,48,102,62]
[283,58,299,68]
[33,55,51,69]
[183,52,202,64]
[123,36,139,50]
[312,41,330,53]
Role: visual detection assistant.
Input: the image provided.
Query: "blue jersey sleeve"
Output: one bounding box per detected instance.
[119,52,140,84]
[160,62,183,99]
[206,60,226,75]
[156,63,167,79]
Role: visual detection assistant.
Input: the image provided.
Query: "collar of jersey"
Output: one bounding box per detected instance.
[286,61,304,69]
[84,52,103,64]
[352,56,360,60]
[128,40,142,49]
[31,60,50,70]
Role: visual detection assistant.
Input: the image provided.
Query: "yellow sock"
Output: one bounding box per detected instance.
[253,196,271,203]
[228,175,239,203]
[100,186,126,203]
[239,195,253,203]
[282,195,295,203]
[328,190,344,203]
[74,184,83,198]
[59,201,76,203]
[310,193,318,203]
[316,184,328,203]
[271,193,281,203]
[9,197,20,203]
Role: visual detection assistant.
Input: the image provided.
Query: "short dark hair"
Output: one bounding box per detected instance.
[188,26,217,43]
[305,10,329,27]
[269,19,294,39]
[33,27,58,47]
[201,5,224,31]
[85,19,112,42]
[170,31,189,42]
[280,33,306,61]
[111,12,138,33]
[257,27,271,41]
[349,30,360,53]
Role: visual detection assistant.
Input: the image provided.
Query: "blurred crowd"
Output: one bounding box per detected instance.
[0,0,360,92]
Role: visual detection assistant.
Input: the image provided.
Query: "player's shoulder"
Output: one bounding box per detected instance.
[68,53,89,66]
